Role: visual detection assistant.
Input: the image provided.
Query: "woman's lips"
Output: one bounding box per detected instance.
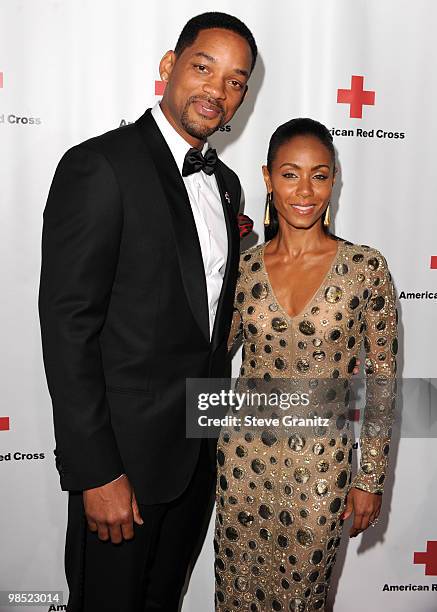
[292,204,316,215]
[192,100,222,119]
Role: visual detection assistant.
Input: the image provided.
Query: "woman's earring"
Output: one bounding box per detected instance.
[323,203,331,228]
[264,192,272,226]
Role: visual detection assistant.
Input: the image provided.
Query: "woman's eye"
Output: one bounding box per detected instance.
[282,172,297,179]
[314,174,328,180]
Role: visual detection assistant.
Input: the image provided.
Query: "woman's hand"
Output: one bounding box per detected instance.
[340,487,381,537]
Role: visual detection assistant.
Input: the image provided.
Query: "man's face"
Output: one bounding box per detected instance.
[159,28,253,146]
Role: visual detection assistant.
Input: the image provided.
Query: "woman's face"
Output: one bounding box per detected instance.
[263,134,336,231]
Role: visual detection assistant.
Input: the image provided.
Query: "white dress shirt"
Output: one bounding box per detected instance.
[151,102,228,340]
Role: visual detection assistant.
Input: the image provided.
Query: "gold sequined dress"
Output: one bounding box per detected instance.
[214,239,397,612]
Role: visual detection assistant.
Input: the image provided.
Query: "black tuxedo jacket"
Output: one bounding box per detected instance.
[38,108,241,504]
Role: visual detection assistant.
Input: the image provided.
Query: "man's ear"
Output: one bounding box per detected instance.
[159,50,177,82]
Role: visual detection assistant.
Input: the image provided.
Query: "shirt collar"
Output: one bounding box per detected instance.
[150,102,209,175]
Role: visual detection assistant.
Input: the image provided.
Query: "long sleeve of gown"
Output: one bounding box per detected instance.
[349,250,398,494]
[227,307,243,353]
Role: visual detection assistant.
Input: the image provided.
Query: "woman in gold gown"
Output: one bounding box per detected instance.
[214,118,397,611]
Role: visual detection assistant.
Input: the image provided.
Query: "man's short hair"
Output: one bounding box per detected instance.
[174,12,258,74]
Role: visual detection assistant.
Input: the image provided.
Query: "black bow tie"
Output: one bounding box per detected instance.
[182,147,218,177]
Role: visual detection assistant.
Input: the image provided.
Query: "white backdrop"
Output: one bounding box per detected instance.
[1,1,437,611]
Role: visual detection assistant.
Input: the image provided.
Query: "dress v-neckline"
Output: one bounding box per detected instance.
[260,239,343,321]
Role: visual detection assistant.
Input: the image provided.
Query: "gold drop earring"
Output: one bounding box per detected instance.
[264,192,273,226]
[323,202,331,228]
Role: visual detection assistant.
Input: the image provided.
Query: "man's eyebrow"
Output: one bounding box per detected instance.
[193,51,216,63]
[193,52,249,78]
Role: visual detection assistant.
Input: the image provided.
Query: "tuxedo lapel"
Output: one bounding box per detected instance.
[135,109,210,343]
[211,165,240,353]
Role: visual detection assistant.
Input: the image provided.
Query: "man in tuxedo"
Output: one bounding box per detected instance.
[38,11,257,612]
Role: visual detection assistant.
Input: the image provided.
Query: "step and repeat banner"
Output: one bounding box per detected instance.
[1,1,436,610]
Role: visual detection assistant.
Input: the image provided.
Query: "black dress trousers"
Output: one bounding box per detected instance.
[65,438,216,612]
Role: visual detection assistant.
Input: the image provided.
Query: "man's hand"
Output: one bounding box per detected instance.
[340,487,381,537]
[83,475,144,544]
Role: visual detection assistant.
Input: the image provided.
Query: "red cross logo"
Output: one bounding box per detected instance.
[155,80,166,96]
[414,541,437,575]
[430,256,437,269]
[0,417,10,431]
[337,75,375,119]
